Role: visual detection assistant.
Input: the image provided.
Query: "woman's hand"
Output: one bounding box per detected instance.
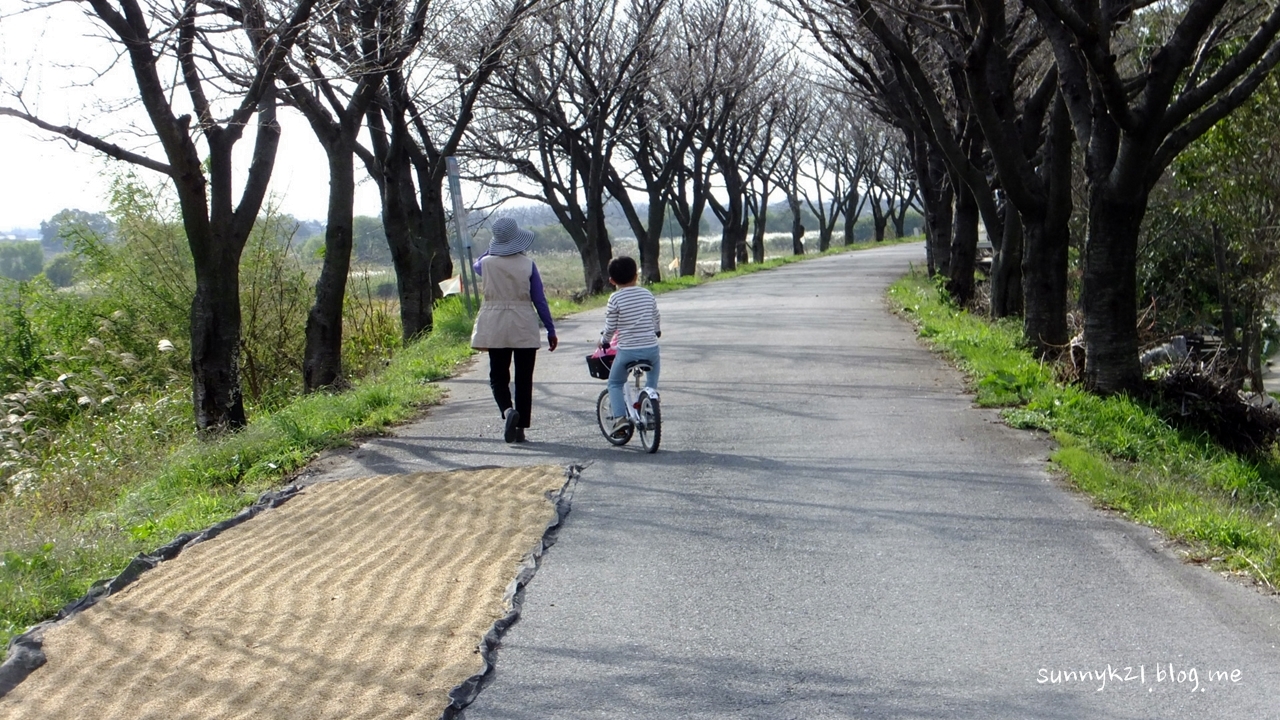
[548,336,559,352]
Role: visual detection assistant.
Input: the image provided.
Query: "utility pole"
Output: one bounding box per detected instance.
[446,156,479,314]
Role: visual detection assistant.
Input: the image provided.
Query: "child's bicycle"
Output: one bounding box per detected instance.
[586,347,661,453]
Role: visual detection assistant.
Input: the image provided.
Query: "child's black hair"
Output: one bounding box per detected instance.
[608,256,638,285]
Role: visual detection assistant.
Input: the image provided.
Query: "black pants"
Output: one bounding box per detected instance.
[488,348,537,428]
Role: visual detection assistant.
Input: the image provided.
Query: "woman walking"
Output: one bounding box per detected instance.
[470,217,558,443]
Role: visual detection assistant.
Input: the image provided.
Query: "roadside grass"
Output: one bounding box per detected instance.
[0,237,916,658]
[889,271,1280,592]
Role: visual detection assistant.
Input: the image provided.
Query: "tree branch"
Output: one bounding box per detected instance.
[0,106,173,175]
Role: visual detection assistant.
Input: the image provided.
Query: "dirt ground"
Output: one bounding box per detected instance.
[0,466,569,720]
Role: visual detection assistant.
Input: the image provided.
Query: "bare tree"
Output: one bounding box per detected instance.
[341,0,546,340]
[691,0,777,272]
[2,0,317,430]
[280,0,428,390]
[774,84,818,255]
[824,99,876,246]
[785,0,1068,332]
[938,0,1073,352]
[859,123,920,244]
[706,83,776,271]
[606,1,689,283]
[658,0,770,275]
[778,0,982,288]
[744,67,806,264]
[469,0,667,294]
[1027,0,1280,391]
[797,95,872,252]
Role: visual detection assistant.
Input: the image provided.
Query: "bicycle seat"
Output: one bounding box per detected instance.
[624,360,652,371]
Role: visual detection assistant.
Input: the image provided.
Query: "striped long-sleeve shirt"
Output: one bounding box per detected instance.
[602,285,660,349]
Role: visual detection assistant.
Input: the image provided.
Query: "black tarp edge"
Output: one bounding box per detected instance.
[0,484,303,698]
[442,464,582,720]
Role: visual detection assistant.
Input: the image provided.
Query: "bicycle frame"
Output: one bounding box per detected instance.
[622,365,659,427]
[596,360,661,452]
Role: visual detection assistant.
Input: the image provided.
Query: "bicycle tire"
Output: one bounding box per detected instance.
[638,393,661,453]
[597,389,632,445]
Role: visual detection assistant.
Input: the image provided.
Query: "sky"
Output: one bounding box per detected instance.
[0,3,384,234]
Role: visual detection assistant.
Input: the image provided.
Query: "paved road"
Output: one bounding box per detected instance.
[312,243,1280,718]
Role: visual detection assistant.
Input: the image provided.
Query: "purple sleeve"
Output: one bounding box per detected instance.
[530,263,556,337]
[472,252,487,275]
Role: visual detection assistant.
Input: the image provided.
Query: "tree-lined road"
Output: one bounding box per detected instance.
[313,243,1280,718]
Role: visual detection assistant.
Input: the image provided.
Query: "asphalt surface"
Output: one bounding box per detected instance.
[308,243,1280,719]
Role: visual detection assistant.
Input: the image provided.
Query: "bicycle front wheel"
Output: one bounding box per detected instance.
[597,389,632,445]
[638,393,661,453]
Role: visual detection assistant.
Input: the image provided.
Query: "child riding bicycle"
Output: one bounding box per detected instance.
[600,257,661,434]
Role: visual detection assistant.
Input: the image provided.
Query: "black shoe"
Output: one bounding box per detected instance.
[515,428,527,443]
[504,409,521,443]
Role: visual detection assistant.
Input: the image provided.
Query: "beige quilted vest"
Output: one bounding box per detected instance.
[470,253,542,349]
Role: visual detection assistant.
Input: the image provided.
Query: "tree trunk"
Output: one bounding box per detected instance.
[990,205,1022,318]
[716,157,746,272]
[585,181,612,293]
[890,204,907,238]
[843,187,859,245]
[414,162,455,302]
[924,154,953,277]
[1081,184,1146,393]
[789,191,805,255]
[186,118,273,431]
[641,199,665,283]
[679,225,699,277]
[1021,213,1070,355]
[674,164,709,276]
[191,247,247,430]
[946,182,979,304]
[1211,223,1241,382]
[720,218,747,271]
[303,147,354,390]
[578,241,608,293]
[607,175,664,285]
[1020,104,1073,356]
[818,223,833,252]
[1243,300,1265,393]
[751,202,767,264]
[381,147,435,341]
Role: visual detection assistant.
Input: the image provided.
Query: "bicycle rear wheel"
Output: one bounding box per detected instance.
[596,389,632,445]
[637,393,661,453]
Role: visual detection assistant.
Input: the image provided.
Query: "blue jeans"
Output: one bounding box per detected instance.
[608,345,660,418]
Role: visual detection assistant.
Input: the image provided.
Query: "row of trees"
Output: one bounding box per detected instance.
[1,0,917,432]
[12,0,1269,430]
[779,0,1280,396]
[464,0,926,292]
[3,0,540,429]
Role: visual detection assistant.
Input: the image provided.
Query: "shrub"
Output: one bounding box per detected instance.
[238,209,311,409]
[343,271,402,379]
[43,254,78,287]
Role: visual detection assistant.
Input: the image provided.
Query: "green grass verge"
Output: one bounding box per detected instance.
[0,238,914,658]
[889,272,1280,591]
